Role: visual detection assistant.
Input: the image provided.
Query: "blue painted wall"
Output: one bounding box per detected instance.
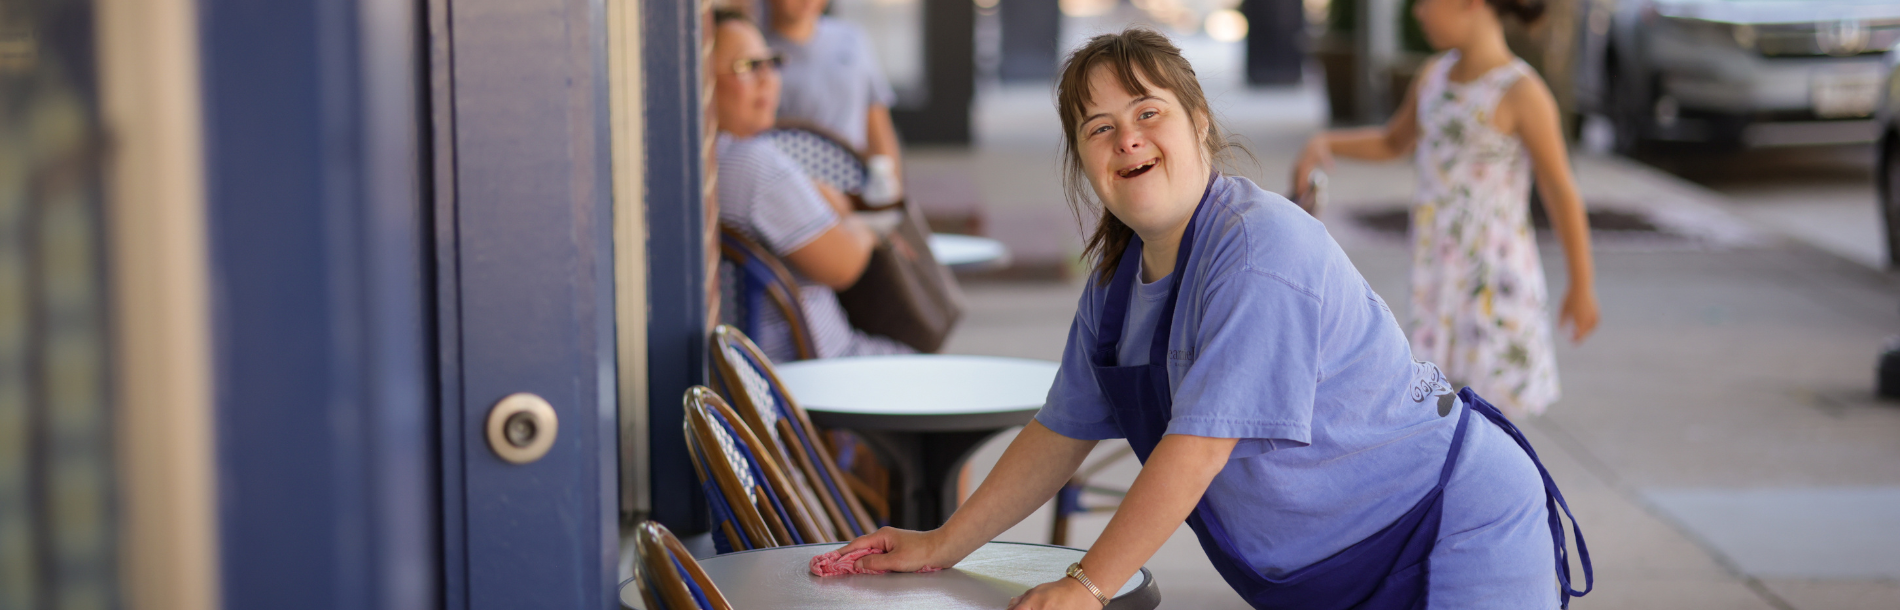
[200,0,434,608]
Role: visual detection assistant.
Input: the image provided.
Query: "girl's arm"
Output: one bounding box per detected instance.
[842,420,1097,571]
[1505,75,1600,343]
[1007,433,1237,610]
[1291,56,1435,198]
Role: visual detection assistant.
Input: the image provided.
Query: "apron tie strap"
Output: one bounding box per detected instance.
[1458,388,1594,608]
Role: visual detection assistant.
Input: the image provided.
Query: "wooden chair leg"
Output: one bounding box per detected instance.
[840,471,889,525]
[1050,479,1082,546]
[1048,445,1137,547]
[826,429,892,526]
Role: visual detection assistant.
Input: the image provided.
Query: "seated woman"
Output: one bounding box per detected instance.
[710,9,910,362]
[764,0,903,204]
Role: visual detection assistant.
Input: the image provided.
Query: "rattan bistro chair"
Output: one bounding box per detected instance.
[709,325,881,538]
[629,521,732,610]
[685,386,830,552]
[758,122,898,212]
[705,326,840,542]
[682,397,771,552]
[1050,444,1136,546]
[718,225,819,362]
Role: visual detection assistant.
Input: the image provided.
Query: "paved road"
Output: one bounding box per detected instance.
[1638,144,1887,270]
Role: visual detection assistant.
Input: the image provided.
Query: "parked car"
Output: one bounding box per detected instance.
[1573,0,1900,153]
[1876,41,1899,265]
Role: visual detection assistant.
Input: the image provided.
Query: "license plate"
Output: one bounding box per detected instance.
[1812,66,1881,119]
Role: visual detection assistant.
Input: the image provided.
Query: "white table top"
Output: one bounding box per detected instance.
[776,355,1057,415]
[618,542,1155,610]
[927,234,1011,270]
[774,355,1058,432]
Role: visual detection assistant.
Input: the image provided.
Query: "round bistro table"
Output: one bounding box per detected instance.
[619,542,1160,610]
[927,234,1011,272]
[772,355,1058,530]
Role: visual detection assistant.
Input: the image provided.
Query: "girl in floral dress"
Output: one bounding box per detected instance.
[1293,0,1599,418]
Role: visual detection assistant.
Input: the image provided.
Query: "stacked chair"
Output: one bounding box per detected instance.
[683,386,829,551]
[708,325,881,538]
[627,521,731,610]
[683,325,885,555]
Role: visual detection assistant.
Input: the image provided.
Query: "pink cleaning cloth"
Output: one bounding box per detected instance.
[808,547,944,577]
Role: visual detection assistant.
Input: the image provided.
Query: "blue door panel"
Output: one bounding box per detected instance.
[438,0,618,607]
[201,0,620,605]
[643,0,711,535]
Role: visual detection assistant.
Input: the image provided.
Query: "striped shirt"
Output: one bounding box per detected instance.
[715,133,911,361]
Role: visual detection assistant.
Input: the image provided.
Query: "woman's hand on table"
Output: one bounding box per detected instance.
[837,527,960,573]
[1008,578,1101,610]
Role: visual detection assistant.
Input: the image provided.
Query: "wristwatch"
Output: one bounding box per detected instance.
[1065,562,1111,607]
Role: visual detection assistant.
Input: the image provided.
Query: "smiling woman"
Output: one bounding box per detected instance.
[829,28,1593,610]
[1055,29,1242,285]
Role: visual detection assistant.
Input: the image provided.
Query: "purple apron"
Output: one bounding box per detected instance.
[1088,190,1592,609]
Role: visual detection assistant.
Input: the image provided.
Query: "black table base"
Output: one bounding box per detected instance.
[853,428,1010,531]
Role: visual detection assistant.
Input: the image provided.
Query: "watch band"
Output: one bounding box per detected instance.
[1065,562,1111,607]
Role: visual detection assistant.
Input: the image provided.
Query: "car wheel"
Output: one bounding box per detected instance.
[1882,134,1900,268]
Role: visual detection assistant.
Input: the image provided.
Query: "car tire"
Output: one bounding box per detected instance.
[1881,133,1900,268]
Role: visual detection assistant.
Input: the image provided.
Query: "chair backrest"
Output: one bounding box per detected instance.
[717,225,819,362]
[702,327,843,543]
[681,395,772,553]
[630,521,732,610]
[757,122,884,208]
[684,386,830,551]
[708,325,878,538]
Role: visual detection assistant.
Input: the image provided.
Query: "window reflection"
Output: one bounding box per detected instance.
[0,1,118,607]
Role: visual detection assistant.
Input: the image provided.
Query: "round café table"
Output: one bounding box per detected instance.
[773,355,1058,530]
[618,542,1161,610]
[927,233,1011,272]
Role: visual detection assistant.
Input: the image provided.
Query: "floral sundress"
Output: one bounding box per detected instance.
[1409,51,1559,419]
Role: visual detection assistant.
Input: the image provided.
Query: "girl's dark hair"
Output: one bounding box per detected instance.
[1054,29,1242,284]
[1485,0,1546,23]
[711,7,752,26]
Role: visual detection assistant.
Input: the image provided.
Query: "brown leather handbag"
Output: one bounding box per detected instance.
[835,203,965,353]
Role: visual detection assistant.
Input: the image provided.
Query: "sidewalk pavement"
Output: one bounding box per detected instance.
[926,41,1900,609]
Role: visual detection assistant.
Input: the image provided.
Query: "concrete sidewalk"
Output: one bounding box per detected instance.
[927,43,1900,609]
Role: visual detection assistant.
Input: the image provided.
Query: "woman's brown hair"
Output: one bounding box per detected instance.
[1055,28,1242,284]
[1486,0,1547,23]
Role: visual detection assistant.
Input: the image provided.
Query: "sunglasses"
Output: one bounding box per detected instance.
[728,54,784,77]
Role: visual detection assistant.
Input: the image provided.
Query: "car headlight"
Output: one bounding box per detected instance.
[1732,24,1757,49]
[1662,16,1757,51]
